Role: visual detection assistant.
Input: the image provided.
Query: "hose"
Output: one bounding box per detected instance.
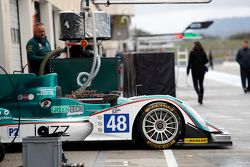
[93,53,101,79]
[39,48,66,76]
[80,10,101,90]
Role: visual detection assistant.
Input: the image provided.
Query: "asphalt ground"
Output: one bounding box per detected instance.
[174,63,250,167]
[1,62,250,167]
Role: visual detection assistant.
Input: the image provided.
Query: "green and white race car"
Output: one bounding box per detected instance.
[0,72,232,161]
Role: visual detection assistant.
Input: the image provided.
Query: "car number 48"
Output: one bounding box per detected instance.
[104,114,129,133]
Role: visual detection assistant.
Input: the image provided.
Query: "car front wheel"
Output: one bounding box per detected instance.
[137,102,182,149]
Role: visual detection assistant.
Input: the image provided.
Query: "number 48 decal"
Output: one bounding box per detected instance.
[104,114,129,133]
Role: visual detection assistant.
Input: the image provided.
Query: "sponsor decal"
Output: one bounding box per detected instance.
[104,114,129,133]
[37,88,54,96]
[0,108,12,120]
[77,72,92,87]
[8,127,19,138]
[38,43,43,48]
[65,90,104,99]
[112,108,121,114]
[67,106,83,116]
[51,106,69,113]
[17,94,34,101]
[36,125,70,137]
[64,21,70,29]
[184,138,208,144]
[51,106,83,116]
[144,103,175,113]
[40,99,52,108]
[146,139,176,149]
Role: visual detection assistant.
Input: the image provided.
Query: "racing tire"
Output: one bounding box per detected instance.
[137,102,182,149]
[0,143,5,162]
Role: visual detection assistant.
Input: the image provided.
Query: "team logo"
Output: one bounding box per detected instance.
[77,72,92,87]
[40,99,52,108]
[64,21,70,29]
[38,43,43,48]
[0,108,12,120]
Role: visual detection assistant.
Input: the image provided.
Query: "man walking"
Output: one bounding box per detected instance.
[236,39,250,93]
[26,22,51,75]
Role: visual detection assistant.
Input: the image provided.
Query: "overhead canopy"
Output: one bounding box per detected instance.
[185,21,214,30]
[93,0,212,4]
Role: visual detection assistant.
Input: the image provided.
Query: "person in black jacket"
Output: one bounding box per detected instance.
[236,39,250,93]
[187,41,209,104]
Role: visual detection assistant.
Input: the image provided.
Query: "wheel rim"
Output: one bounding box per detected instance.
[142,107,179,145]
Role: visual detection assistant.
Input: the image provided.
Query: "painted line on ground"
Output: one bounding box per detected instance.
[94,151,128,167]
[94,151,108,167]
[177,67,241,87]
[164,150,178,167]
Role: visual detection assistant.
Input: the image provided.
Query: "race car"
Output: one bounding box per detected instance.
[0,72,232,154]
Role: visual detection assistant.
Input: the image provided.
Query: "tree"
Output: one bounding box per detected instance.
[228,33,250,40]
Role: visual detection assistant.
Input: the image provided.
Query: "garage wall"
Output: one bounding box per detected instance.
[18,0,33,72]
[0,0,12,73]
[10,0,22,72]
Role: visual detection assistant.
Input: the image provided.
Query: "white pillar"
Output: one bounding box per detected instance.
[0,0,12,73]
[40,1,54,50]
[53,10,65,48]
[18,0,34,72]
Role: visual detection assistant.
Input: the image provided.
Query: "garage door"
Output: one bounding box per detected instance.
[10,0,22,72]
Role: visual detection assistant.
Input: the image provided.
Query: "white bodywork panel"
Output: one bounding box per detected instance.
[0,121,92,143]
[85,98,201,141]
[0,98,206,143]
